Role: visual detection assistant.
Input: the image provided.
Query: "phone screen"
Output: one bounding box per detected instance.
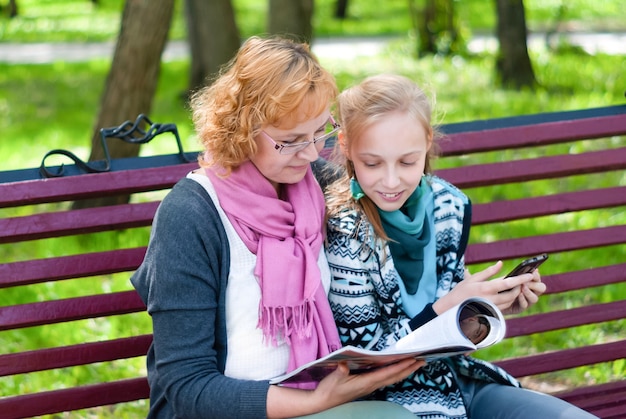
[504,253,549,278]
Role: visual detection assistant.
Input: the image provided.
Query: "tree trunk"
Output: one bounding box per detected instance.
[268,0,314,43]
[184,0,240,96]
[495,0,536,89]
[76,0,175,209]
[6,0,18,17]
[409,0,461,57]
[335,0,349,19]
[419,0,437,55]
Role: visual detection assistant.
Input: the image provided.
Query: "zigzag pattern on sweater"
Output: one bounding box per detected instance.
[389,388,466,419]
[368,360,469,418]
[326,238,363,261]
[387,387,464,409]
[436,227,460,252]
[336,323,380,346]
[330,300,379,325]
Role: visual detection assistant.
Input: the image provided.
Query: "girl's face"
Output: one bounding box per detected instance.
[349,110,431,212]
[250,105,329,194]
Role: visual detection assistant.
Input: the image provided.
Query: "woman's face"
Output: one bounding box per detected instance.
[460,316,490,344]
[250,106,329,194]
[349,110,431,212]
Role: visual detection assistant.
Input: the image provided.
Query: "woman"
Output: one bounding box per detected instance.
[324,73,598,418]
[131,37,421,419]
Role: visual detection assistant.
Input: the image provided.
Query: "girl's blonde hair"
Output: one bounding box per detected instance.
[326,74,440,241]
[190,35,338,173]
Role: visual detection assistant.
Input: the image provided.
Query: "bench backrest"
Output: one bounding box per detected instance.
[440,108,626,341]
[1,105,625,418]
[0,161,197,417]
[435,105,626,418]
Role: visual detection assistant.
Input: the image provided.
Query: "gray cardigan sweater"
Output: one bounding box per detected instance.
[131,178,270,419]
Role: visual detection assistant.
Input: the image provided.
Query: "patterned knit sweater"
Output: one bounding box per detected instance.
[325,175,520,419]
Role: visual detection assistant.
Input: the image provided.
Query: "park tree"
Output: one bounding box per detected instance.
[268,0,314,43]
[335,0,349,19]
[77,0,317,207]
[185,0,314,96]
[495,0,537,88]
[184,0,240,96]
[1,0,18,17]
[76,0,175,208]
[408,0,463,56]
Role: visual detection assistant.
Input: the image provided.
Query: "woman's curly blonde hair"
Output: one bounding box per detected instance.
[190,35,338,174]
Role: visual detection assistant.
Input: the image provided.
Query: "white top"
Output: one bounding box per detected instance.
[188,172,331,380]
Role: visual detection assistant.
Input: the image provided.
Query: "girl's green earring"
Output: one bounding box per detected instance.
[350,177,365,200]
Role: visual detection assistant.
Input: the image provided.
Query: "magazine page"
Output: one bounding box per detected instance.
[269,343,472,385]
[270,297,505,385]
[392,297,505,352]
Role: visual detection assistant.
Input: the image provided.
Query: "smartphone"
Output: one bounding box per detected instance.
[504,253,549,278]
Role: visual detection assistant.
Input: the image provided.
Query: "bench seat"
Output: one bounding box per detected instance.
[1,105,624,418]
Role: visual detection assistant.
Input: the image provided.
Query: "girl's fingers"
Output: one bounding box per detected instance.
[468,261,504,283]
[500,273,534,292]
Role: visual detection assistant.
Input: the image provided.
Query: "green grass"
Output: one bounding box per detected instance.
[2,0,626,42]
[1,0,625,416]
[2,43,624,171]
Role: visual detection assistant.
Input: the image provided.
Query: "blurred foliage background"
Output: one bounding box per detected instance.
[0,0,625,417]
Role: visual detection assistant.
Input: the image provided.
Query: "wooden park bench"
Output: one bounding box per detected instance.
[434,104,626,418]
[1,106,625,418]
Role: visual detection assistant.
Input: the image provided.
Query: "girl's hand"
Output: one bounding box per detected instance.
[433,261,536,314]
[501,269,546,315]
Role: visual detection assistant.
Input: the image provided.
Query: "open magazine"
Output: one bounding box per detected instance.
[269,297,505,385]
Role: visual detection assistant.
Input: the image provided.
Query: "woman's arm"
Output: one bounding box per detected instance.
[132,180,270,418]
[266,359,423,418]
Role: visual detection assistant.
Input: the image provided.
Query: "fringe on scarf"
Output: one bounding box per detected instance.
[258,300,314,346]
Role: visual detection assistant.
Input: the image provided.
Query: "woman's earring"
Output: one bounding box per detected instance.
[350,177,365,200]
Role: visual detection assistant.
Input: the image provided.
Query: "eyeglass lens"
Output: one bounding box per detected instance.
[279,120,339,154]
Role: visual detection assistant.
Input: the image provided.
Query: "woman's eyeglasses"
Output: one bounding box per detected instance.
[261,116,340,155]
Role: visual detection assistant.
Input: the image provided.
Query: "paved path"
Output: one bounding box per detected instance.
[0,32,624,64]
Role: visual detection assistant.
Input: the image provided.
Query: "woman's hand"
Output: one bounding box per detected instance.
[432,261,538,315]
[267,358,424,418]
[314,358,424,407]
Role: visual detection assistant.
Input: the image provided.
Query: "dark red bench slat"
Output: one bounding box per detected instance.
[0,377,149,419]
[0,201,159,244]
[465,224,626,264]
[0,334,152,376]
[0,162,197,208]
[436,146,626,188]
[0,290,146,331]
[440,113,626,156]
[506,300,626,338]
[542,264,626,294]
[6,180,621,246]
[556,380,626,418]
[0,247,147,288]
[588,404,626,419]
[494,339,626,377]
[471,186,626,225]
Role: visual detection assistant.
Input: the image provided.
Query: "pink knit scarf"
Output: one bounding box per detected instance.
[206,161,341,373]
